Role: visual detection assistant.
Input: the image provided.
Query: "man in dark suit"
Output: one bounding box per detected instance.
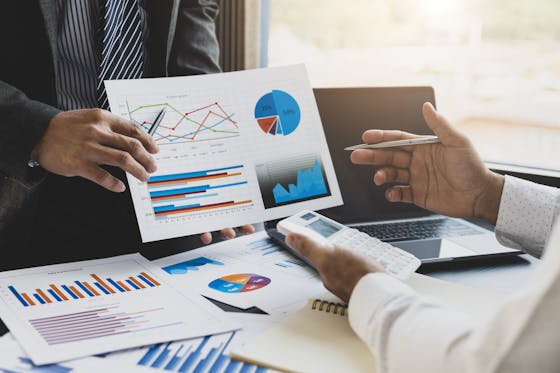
[0,0,253,271]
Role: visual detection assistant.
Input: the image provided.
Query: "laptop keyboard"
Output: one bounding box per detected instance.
[356,218,482,242]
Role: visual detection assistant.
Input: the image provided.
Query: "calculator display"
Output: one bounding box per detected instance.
[307,218,342,238]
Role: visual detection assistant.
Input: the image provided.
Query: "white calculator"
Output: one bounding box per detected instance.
[277,210,422,280]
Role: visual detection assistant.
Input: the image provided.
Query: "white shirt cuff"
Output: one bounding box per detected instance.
[348,272,415,342]
[495,175,558,255]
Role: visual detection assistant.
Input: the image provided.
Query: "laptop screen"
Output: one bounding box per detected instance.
[313,87,436,224]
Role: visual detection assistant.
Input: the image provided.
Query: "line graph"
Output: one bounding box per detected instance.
[126,101,240,144]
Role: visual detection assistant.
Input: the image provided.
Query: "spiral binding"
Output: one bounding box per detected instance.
[311,299,348,316]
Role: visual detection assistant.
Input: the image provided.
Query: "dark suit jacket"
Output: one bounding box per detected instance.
[0,0,221,270]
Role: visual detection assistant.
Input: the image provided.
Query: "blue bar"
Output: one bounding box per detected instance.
[165,345,190,371]
[61,285,78,299]
[256,367,267,373]
[33,293,46,305]
[240,363,255,373]
[94,282,110,295]
[75,281,94,297]
[106,278,125,292]
[152,344,171,368]
[48,289,62,302]
[208,181,248,190]
[8,286,28,307]
[209,354,229,373]
[138,274,155,287]
[148,166,243,183]
[194,347,220,373]
[150,185,211,198]
[138,344,163,366]
[224,360,242,373]
[153,203,200,213]
[179,336,210,373]
[126,279,140,290]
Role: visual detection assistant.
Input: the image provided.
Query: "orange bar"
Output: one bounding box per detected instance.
[148,172,241,187]
[83,282,100,296]
[21,293,36,306]
[49,284,68,301]
[90,274,115,294]
[117,281,131,291]
[129,277,145,289]
[69,285,84,299]
[155,200,252,217]
[140,272,160,286]
[36,289,52,304]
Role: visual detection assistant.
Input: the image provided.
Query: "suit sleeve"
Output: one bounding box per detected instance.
[168,0,221,76]
[0,80,60,188]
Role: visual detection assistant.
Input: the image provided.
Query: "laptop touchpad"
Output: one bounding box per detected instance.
[391,238,477,260]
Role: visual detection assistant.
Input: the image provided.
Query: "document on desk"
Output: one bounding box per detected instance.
[0,254,238,365]
[152,231,326,312]
[0,334,154,373]
[105,64,342,242]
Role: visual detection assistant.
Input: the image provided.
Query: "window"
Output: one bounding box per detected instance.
[265,0,560,172]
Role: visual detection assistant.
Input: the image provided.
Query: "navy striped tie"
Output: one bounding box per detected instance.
[97,0,144,110]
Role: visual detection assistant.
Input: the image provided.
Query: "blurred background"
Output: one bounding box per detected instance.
[261,0,560,172]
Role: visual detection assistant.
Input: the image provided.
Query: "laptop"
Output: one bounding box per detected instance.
[266,86,521,263]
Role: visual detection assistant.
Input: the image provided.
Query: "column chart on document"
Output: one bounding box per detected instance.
[105,64,342,242]
[0,254,238,365]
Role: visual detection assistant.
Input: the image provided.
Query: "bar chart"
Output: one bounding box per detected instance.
[28,304,176,346]
[148,165,253,219]
[0,254,239,364]
[135,332,267,373]
[8,271,160,307]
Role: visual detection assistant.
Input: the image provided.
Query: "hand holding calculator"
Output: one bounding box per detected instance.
[277,210,421,280]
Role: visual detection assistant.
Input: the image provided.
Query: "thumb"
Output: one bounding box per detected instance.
[422,102,469,147]
[285,233,326,268]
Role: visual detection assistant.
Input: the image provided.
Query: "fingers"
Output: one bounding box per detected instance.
[219,228,236,240]
[108,114,159,154]
[92,145,150,182]
[100,132,157,173]
[200,232,213,245]
[285,233,328,269]
[351,148,412,168]
[81,164,126,193]
[385,186,413,203]
[422,103,469,147]
[362,129,419,144]
[238,225,256,235]
[374,167,410,185]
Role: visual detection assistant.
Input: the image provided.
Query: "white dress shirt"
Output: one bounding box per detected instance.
[348,175,560,373]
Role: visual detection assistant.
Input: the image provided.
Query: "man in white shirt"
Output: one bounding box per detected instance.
[285,102,560,373]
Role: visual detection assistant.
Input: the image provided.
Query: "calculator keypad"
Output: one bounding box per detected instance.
[330,228,421,279]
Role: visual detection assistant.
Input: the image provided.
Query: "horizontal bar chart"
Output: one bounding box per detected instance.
[148,165,253,218]
[8,272,160,307]
[28,306,174,346]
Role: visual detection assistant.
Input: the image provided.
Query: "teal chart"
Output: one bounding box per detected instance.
[255,154,331,209]
[255,90,301,136]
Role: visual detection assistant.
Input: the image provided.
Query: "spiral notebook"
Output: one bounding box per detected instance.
[230,273,500,373]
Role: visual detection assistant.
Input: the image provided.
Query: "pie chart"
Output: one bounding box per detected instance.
[255,90,301,136]
[208,273,271,293]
